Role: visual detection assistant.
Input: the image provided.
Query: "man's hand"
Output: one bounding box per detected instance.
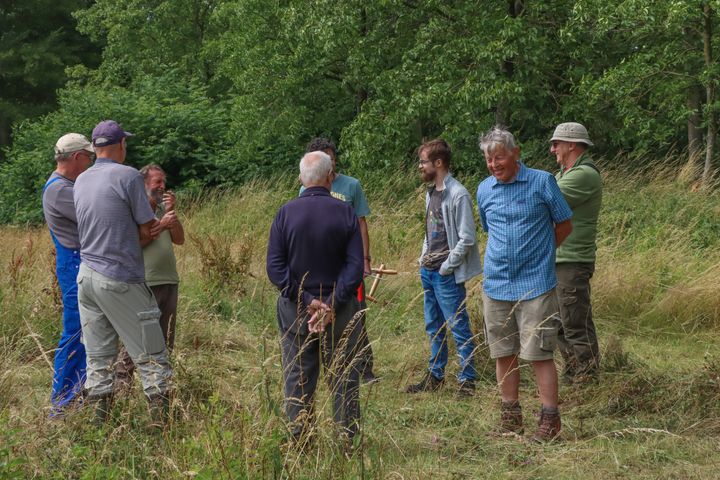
[163,191,176,212]
[364,259,372,277]
[157,210,179,231]
[307,299,334,333]
[139,218,160,246]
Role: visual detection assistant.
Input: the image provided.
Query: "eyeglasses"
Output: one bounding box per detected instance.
[76,151,96,161]
[418,159,433,165]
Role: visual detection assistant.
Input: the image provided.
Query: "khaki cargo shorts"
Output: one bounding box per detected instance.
[482,288,560,361]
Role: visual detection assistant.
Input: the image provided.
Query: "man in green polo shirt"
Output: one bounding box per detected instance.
[550,122,602,385]
[115,163,184,391]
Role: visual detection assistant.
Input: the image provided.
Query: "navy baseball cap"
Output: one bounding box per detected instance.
[92,120,133,147]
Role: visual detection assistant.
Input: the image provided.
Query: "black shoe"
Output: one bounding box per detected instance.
[87,393,113,426]
[146,393,170,429]
[362,372,381,385]
[457,380,476,397]
[405,372,444,393]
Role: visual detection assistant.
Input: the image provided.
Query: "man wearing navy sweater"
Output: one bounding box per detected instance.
[266,151,364,444]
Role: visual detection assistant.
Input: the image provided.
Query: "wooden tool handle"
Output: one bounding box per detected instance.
[368,263,385,298]
[372,268,397,275]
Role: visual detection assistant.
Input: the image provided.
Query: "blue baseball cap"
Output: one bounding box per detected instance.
[92,120,133,147]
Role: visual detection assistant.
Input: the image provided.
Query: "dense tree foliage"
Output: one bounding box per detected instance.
[2,0,720,223]
[0,0,99,159]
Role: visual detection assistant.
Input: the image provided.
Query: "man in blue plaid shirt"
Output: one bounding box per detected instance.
[476,126,573,442]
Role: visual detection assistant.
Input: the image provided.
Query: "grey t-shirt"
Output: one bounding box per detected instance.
[421,188,449,270]
[42,172,80,249]
[74,158,155,283]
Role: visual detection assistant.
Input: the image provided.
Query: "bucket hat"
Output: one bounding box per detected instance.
[550,122,593,146]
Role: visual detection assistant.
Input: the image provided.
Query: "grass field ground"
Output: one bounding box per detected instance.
[1,165,720,479]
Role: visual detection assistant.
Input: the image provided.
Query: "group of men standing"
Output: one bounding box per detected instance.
[267,123,602,444]
[43,119,601,444]
[44,120,183,425]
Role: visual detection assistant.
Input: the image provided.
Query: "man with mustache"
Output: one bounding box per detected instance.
[406,138,481,397]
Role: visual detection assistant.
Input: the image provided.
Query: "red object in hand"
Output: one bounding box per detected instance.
[356,282,364,302]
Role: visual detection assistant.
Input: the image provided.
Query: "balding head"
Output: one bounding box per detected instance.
[299,151,333,189]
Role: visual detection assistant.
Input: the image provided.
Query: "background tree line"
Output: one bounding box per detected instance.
[1,0,719,223]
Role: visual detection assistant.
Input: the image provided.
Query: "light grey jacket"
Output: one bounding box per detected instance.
[421,174,482,284]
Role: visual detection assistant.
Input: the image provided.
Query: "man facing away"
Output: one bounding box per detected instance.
[42,133,94,414]
[115,163,185,391]
[550,122,602,385]
[476,126,573,442]
[405,138,481,396]
[300,137,378,383]
[267,151,364,444]
[74,120,172,425]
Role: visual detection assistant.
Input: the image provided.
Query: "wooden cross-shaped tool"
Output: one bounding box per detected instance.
[365,263,397,303]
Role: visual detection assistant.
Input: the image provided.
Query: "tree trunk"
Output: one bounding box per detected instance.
[687,85,703,162]
[496,0,524,126]
[704,2,716,184]
[0,119,9,163]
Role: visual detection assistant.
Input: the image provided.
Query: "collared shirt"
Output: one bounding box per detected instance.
[477,162,572,301]
[555,154,602,264]
[74,158,155,283]
[266,186,364,307]
[299,173,371,217]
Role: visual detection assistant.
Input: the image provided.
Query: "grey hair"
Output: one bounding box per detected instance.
[299,151,332,184]
[479,126,518,154]
[139,163,166,180]
[54,152,73,162]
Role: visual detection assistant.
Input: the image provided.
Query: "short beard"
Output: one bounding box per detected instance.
[421,170,436,183]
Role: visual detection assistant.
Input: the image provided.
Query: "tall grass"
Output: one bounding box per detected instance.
[1,165,720,478]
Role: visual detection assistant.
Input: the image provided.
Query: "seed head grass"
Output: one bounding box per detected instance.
[1,168,720,478]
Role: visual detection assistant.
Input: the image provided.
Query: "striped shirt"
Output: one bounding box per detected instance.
[477,162,572,301]
[74,158,155,283]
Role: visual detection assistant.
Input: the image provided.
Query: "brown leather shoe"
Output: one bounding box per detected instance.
[531,405,561,443]
[497,400,524,435]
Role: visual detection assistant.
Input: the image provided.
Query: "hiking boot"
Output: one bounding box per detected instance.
[496,400,524,435]
[146,393,170,429]
[457,380,476,397]
[531,405,561,443]
[405,372,444,393]
[87,393,113,426]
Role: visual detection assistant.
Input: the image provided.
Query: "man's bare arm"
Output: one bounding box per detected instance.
[358,216,371,275]
[139,218,160,246]
[164,210,185,245]
[554,219,573,247]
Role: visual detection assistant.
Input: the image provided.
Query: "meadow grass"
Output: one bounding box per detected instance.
[1,165,720,479]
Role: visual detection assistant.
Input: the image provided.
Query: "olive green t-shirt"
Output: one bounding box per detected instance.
[555,155,602,264]
[143,227,179,286]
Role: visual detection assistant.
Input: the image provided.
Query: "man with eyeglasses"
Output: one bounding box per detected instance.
[406,138,481,397]
[42,133,95,415]
[549,122,602,386]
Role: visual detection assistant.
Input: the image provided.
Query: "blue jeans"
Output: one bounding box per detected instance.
[420,267,477,382]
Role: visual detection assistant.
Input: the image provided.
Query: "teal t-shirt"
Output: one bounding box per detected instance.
[299,173,371,217]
